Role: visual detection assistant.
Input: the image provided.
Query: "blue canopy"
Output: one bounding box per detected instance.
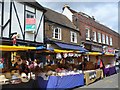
[55,42,88,52]
[36,46,46,50]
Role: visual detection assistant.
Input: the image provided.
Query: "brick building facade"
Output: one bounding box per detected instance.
[44,8,85,51]
[62,5,120,53]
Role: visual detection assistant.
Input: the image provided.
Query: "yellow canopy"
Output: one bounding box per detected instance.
[85,52,102,55]
[54,49,74,53]
[0,45,36,51]
[104,53,115,56]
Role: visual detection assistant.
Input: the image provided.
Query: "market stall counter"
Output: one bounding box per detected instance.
[84,69,103,85]
[37,73,84,89]
[104,66,116,76]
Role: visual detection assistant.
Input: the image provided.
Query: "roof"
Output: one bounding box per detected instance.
[45,8,77,31]
[18,0,46,12]
[64,6,119,35]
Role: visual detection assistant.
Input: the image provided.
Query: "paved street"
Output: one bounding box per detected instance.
[73,73,119,90]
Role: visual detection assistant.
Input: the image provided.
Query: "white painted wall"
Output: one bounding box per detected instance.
[2,1,44,43]
[11,2,24,39]
[62,7,73,22]
[35,10,44,43]
[3,1,10,37]
[0,3,2,37]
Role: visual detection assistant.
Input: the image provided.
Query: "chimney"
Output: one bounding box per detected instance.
[62,4,70,10]
[92,16,95,20]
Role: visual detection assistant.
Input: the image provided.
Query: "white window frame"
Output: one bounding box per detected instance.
[26,11,35,18]
[102,34,105,44]
[106,35,109,45]
[93,31,97,42]
[110,37,112,46]
[53,27,61,40]
[98,32,101,43]
[86,28,90,40]
[70,31,77,43]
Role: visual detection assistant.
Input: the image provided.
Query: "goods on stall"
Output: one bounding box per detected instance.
[0,75,9,84]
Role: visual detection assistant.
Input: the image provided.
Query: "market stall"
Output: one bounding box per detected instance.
[38,73,84,89]
[84,69,103,85]
[102,53,116,76]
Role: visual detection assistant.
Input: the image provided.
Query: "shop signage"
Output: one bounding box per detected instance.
[25,18,36,31]
[91,45,102,52]
[103,46,115,54]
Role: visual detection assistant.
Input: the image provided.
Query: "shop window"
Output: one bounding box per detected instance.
[98,32,101,43]
[53,27,61,40]
[110,37,112,46]
[26,11,35,18]
[106,35,109,45]
[70,31,77,43]
[93,31,97,42]
[86,28,90,40]
[25,11,36,32]
[102,34,105,44]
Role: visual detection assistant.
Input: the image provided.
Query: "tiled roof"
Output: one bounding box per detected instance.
[45,8,77,30]
[20,0,46,12]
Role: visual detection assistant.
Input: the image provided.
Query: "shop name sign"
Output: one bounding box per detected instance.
[25,18,36,31]
[103,46,115,54]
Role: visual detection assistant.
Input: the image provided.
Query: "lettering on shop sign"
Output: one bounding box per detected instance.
[91,45,102,52]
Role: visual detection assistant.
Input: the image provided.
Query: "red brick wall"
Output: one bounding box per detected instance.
[73,13,120,49]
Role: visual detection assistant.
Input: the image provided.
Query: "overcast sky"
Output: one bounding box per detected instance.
[37,0,119,33]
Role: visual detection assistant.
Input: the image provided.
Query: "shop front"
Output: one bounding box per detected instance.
[102,46,116,76]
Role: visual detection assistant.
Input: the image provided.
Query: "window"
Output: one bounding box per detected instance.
[25,11,35,32]
[110,37,112,46]
[86,28,90,40]
[93,31,97,42]
[26,11,35,18]
[98,32,101,43]
[102,34,105,44]
[106,35,109,45]
[70,31,77,43]
[53,27,61,40]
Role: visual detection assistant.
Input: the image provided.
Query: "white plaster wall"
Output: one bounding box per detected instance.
[62,7,73,22]
[35,10,44,43]
[26,5,35,13]
[0,3,2,37]
[2,2,10,38]
[11,2,24,39]
[2,1,44,43]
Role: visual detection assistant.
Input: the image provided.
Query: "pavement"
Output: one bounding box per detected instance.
[72,73,120,90]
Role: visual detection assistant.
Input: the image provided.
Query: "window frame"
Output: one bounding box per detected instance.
[92,31,97,42]
[70,31,77,43]
[98,32,101,43]
[106,35,109,45]
[26,11,35,18]
[86,28,90,40]
[102,34,105,44]
[53,27,62,40]
[110,37,112,46]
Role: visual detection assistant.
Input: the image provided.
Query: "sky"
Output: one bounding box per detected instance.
[37,0,119,33]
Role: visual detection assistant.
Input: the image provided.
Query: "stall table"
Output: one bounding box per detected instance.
[104,66,116,76]
[38,74,84,89]
[84,69,103,85]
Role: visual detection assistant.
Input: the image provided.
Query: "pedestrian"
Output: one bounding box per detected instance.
[100,58,105,77]
[115,60,119,73]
